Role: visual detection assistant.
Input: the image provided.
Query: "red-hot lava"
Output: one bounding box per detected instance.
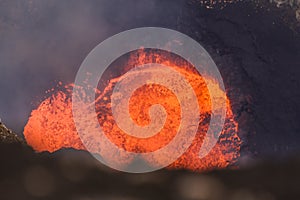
[24,50,241,171]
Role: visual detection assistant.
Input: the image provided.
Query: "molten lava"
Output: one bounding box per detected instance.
[24,49,241,171]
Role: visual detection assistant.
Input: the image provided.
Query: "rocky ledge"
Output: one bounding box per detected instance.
[0,120,23,144]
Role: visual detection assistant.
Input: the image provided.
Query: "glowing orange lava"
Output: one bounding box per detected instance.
[24,50,241,171]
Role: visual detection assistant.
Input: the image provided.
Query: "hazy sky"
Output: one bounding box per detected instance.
[0,0,183,133]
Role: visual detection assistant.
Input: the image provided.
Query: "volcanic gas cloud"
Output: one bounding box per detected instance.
[24,49,241,171]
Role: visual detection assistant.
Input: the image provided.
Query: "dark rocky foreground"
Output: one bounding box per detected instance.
[1,144,300,200]
[0,125,300,200]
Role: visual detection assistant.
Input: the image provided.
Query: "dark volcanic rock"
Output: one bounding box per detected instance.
[0,144,300,200]
[0,120,23,144]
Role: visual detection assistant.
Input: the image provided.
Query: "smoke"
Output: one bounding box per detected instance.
[0,0,184,133]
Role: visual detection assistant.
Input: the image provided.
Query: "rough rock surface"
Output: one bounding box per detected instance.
[0,120,23,144]
[0,144,300,200]
[268,0,300,25]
